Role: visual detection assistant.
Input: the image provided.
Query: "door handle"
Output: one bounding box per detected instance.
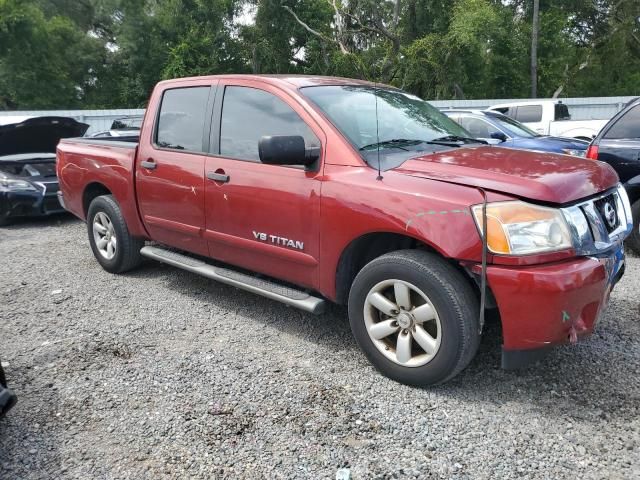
[141,159,157,170]
[207,171,230,183]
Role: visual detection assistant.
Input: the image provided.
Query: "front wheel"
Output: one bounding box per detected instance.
[87,195,143,273]
[348,250,480,386]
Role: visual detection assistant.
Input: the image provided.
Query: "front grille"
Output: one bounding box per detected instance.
[593,194,619,233]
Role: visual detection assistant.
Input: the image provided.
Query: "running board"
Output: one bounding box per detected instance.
[140,246,326,315]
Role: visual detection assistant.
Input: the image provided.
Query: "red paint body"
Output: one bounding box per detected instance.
[57,75,622,356]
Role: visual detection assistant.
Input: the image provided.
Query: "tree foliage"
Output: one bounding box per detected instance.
[0,0,638,109]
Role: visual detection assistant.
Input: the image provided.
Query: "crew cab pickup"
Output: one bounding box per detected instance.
[57,75,633,386]
[488,100,608,140]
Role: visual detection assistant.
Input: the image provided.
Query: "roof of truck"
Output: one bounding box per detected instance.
[156,74,395,90]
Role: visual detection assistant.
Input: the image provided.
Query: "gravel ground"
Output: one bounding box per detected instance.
[1,215,639,479]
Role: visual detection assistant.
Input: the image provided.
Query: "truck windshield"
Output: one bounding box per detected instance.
[301,85,475,168]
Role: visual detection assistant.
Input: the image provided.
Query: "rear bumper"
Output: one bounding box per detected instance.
[487,248,625,368]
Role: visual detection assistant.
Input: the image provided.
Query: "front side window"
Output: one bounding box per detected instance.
[604,105,640,139]
[458,116,500,138]
[220,86,319,162]
[486,112,538,138]
[156,87,210,152]
[514,105,543,123]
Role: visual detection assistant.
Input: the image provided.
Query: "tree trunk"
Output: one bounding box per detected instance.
[531,0,540,98]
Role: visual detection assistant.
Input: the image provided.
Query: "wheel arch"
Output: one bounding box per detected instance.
[82,182,112,217]
[334,231,480,306]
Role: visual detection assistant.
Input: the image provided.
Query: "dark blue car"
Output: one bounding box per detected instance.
[443,110,589,157]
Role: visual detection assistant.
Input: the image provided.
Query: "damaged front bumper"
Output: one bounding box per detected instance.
[487,244,625,369]
[0,182,65,223]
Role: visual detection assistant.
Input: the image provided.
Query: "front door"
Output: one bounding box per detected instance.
[136,82,216,256]
[203,82,324,290]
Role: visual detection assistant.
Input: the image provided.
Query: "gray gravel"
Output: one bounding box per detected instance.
[1,215,639,479]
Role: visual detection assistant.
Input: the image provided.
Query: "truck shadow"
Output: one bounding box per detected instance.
[129,260,640,425]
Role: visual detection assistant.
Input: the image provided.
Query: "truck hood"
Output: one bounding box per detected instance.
[394,146,618,204]
[0,116,89,157]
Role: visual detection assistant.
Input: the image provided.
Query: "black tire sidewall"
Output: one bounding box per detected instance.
[348,253,476,386]
[87,196,129,273]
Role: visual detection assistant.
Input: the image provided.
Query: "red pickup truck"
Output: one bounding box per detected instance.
[57,75,633,386]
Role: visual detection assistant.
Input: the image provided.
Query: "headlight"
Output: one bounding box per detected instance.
[562,148,586,157]
[472,201,573,255]
[0,178,37,191]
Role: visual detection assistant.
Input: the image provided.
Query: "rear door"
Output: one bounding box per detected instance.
[203,81,324,290]
[596,104,640,185]
[136,81,216,256]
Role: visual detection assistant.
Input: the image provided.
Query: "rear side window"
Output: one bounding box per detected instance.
[156,87,210,152]
[514,105,543,123]
[220,86,319,162]
[604,105,640,139]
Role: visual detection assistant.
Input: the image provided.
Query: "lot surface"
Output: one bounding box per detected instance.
[1,215,639,479]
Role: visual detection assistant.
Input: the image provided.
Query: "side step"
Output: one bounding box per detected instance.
[140,246,326,315]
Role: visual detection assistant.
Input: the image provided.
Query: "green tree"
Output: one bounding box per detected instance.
[0,0,105,109]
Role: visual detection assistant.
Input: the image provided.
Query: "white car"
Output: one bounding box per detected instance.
[487,100,608,140]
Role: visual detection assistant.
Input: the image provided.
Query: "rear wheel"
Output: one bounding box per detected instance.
[348,250,480,386]
[87,195,143,273]
[628,200,640,255]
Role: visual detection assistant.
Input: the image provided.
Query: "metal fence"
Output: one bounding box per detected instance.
[1,96,637,133]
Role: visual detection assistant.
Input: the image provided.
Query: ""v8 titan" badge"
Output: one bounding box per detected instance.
[253,231,304,250]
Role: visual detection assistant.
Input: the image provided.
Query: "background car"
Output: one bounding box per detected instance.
[0,116,88,226]
[586,97,640,253]
[443,109,589,157]
[486,100,608,140]
[87,115,143,138]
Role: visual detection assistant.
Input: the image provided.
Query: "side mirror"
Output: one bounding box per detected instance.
[490,132,508,142]
[258,135,319,167]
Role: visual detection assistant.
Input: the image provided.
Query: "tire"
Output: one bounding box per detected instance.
[348,250,480,386]
[87,195,143,273]
[628,200,640,255]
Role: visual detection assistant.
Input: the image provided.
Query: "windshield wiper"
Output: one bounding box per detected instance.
[431,135,487,145]
[359,139,424,151]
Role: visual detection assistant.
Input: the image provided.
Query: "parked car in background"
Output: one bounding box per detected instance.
[0,359,17,417]
[88,115,143,138]
[487,100,608,140]
[57,75,632,386]
[586,97,640,253]
[0,116,88,226]
[443,110,589,156]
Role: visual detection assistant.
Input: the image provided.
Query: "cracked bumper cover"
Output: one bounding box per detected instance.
[487,247,625,369]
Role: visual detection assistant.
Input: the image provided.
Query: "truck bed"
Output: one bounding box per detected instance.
[56,136,148,237]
